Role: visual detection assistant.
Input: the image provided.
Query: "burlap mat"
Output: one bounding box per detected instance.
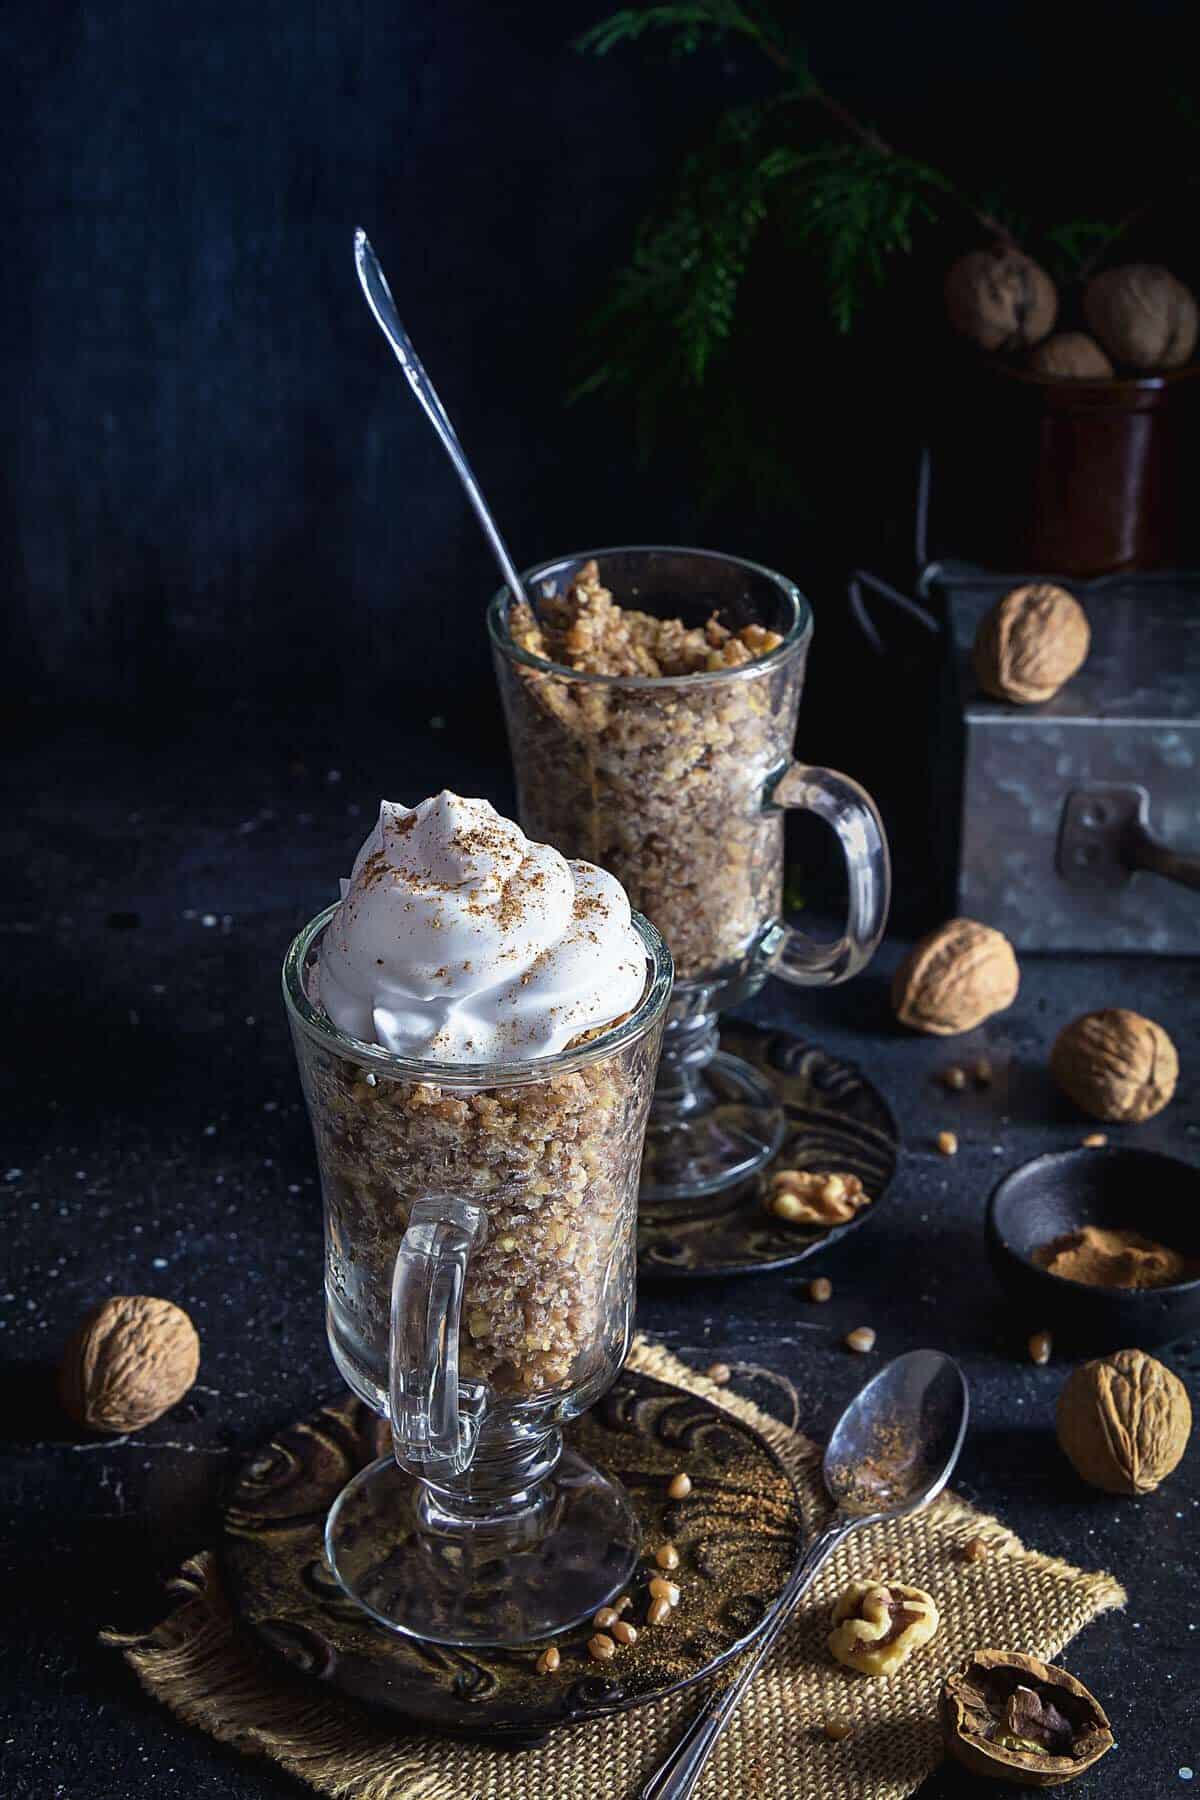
[105,1339,1125,1799]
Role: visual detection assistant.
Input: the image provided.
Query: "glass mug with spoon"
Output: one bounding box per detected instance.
[490,546,891,1209]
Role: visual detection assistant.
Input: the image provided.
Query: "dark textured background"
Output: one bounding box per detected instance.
[5,0,1198,717]
[3,6,1199,1794]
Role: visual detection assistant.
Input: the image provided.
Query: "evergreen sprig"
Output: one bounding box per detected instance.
[572,0,1185,485]
[778,146,950,333]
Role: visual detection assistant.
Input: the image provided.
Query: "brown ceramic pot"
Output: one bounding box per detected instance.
[934,357,1200,577]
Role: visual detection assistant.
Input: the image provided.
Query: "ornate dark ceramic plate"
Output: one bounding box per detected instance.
[222,1370,804,1739]
[638,1024,900,1280]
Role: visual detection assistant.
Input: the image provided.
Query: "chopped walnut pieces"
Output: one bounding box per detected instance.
[510,561,783,680]
[766,1169,870,1226]
[828,1580,940,1676]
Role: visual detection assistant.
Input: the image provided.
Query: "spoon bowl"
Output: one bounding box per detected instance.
[824,1348,970,1517]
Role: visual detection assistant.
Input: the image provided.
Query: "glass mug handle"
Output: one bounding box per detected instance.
[389,1195,488,1481]
[762,761,891,986]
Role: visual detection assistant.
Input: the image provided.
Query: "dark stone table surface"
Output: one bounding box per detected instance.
[3,705,1198,1800]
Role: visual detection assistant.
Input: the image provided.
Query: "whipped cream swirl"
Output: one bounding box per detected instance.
[317,793,648,1062]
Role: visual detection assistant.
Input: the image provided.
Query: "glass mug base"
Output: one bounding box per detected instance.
[325,1446,640,1646]
[639,1045,784,1207]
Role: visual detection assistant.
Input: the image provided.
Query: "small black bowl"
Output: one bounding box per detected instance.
[986,1147,1200,1351]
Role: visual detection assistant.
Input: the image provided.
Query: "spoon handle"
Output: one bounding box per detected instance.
[640,1516,858,1800]
[353,230,528,604]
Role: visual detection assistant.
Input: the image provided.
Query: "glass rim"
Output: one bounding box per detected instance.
[282,902,674,1086]
[486,543,812,689]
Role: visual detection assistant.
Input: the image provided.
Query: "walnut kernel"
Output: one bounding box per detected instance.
[767,1168,870,1226]
[828,1580,939,1676]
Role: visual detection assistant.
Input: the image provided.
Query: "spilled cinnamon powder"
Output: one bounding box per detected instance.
[1033,1224,1197,1290]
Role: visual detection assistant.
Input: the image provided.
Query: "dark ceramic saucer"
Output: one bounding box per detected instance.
[637,1023,899,1280]
[986,1147,1200,1351]
[222,1369,807,1740]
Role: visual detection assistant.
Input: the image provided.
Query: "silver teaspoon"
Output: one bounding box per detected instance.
[641,1349,969,1800]
[353,228,527,605]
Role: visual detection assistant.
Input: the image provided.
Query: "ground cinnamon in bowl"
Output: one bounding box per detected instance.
[1032,1225,1198,1291]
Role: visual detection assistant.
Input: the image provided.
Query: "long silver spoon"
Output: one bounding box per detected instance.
[353,228,527,605]
[641,1349,969,1800]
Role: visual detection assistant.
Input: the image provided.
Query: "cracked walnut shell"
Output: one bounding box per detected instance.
[828,1580,939,1676]
[941,1650,1113,1786]
[59,1295,200,1434]
[1056,1348,1191,1495]
[973,585,1090,705]
[1049,1008,1178,1122]
[892,919,1019,1036]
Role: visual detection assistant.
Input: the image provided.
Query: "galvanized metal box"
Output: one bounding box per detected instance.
[934,565,1200,953]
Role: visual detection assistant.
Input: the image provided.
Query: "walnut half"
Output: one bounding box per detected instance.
[828,1580,940,1677]
[766,1169,870,1226]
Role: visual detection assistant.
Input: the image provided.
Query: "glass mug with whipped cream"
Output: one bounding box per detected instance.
[489,547,891,1208]
[283,792,671,1645]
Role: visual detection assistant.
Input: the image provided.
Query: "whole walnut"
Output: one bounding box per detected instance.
[1049,1009,1178,1122]
[893,919,1020,1036]
[945,248,1058,352]
[1083,264,1198,370]
[973,585,1090,705]
[59,1295,200,1434]
[1057,1349,1191,1495]
[1027,332,1114,380]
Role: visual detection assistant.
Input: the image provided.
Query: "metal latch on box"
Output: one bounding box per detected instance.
[1056,786,1200,894]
